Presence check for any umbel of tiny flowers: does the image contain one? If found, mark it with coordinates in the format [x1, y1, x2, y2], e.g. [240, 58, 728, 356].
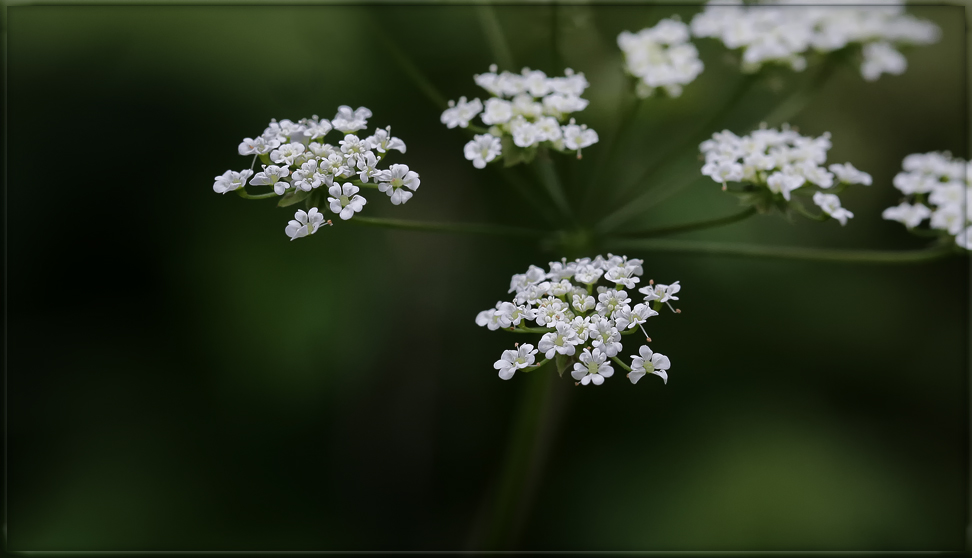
[700, 124, 871, 223]
[441, 65, 599, 168]
[476, 255, 678, 387]
[618, 17, 704, 99]
[690, 0, 940, 80]
[883, 151, 972, 250]
[213, 105, 420, 241]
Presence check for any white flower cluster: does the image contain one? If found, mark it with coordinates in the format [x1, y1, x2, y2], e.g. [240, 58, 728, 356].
[690, 0, 940, 80]
[477, 255, 678, 387]
[213, 106, 420, 241]
[441, 66, 599, 168]
[883, 152, 972, 249]
[700, 125, 871, 225]
[618, 18, 705, 98]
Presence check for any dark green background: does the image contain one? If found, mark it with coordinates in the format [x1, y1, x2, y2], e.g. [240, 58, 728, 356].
[7, 3, 968, 551]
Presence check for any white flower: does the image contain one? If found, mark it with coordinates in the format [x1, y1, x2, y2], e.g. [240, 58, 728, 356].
[481, 98, 513, 125]
[812, 192, 854, 225]
[464, 134, 502, 169]
[538, 322, 581, 359]
[332, 105, 372, 133]
[440, 97, 483, 129]
[213, 169, 254, 194]
[618, 19, 704, 98]
[640, 281, 680, 303]
[930, 205, 964, 235]
[615, 303, 658, 330]
[366, 126, 406, 154]
[572, 294, 596, 313]
[302, 116, 333, 140]
[377, 164, 420, 205]
[627, 345, 671, 384]
[766, 171, 806, 201]
[238, 136, 279, 155]
[562, 120, 599, 152]
[292, 160, 324, 191]
[285, 207, 329, 241]
[494, 343, 538, 380]
[321, 152, 353, 179]
[589, 318, 623, 357]
[571, 348, 614, 386]
[327, 183, 367, 220]
[510, 118, 542, 148]
[339, 134, 370, 165]
[861, 42, 907, 81]
[596, 288, 630, 317]
[573, 264, 603, 285]
[955, 226, 972, 250]
[882, 202, 931, 229]
[250, 166, 291, 195]
[269, 143, 305, 167]
[829, 162, 873, 186]
[356, 151, 381, 183]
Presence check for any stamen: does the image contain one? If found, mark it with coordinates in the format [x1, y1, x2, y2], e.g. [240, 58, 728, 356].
[665, 301, 677, 313]
[649, 279, 654, 286]
[250, 154, 258, 170]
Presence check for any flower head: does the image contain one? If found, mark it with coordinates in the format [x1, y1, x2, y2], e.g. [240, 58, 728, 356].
[628, 345, 671, 385]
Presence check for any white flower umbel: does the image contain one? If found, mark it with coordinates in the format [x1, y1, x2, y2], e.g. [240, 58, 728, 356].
[690, 1, 940, 80]
[884, 151, 971, 249]
[627, 345, 671, 385]
[700, 124, 869, 222]
[216, 106, 421, 239]
[285, 207, 331, 241]
[618, 18, 704, 98]
[444, 65, 599, 167]
[477, 255, 682, 387]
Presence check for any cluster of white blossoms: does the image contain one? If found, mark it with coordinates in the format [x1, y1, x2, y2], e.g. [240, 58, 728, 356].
[441, 66, 600, 168]
[883, 152, 971, 249]
[690, 0, 940, 80]
[618, 18, 705, 98]
[700, 125, 872, 224]
[213, 106, 420, 241]
[477, 256, 678, 387]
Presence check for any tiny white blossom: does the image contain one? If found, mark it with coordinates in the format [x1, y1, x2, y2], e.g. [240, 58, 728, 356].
[571, 348, 614, 386]
[250, 165, 291, 194]
[882, 202, 931, 229]
[813, 192, 854, 225]
[627, 345, 671, 385]
[464, 134, 502, 169]
[213, 169, 254, 194]
[440, 97, 483, 129]
[494, 343, 538, 380]
[366, 126, 406, 154]
[332, 106, 372, 133]
[377, 164, 420, 206]
[538, 322, 581, 359]
[269, 143, 305, 167]
[327, 183, 367, 220]
[239, 136, 279, 155]
[829, 162, 873, 186]
[285, 207, 329, 241]
[292, 160, 324, 191]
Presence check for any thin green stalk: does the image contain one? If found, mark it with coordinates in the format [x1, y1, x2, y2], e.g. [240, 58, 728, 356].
[606, 238, 958, 264]
[379, 31, 449, 110]
[476, 4, 515, 70]
[617, 207, 757, 239]
[236, 189, 277, 200]
[532, 151, 574, 222]
[596, 56, 843, 236]
[611, 356, 632, 373]
[522, 358, 551, 373]
[349, 216, 545, 238]
[507, 326, 555, 334]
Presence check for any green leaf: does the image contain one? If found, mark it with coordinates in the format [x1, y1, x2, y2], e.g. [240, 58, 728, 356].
[501, 135, 537, 167]
[555, 353, 570, 378]
[277, 189, 310, 208]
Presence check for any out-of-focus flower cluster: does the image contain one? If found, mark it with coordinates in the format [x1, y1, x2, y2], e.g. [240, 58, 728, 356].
[618, 18, 704, 98]
[477, 256, 678, 387]
[690, 0, 940, 80]
[441, 66, 599, 169]
[883, 152, 971, 249]
[700, 124, 872, 224]
[213, 106, 420, 241]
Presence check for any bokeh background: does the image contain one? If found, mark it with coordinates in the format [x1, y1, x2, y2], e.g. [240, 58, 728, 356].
[7, 2, 969, 552]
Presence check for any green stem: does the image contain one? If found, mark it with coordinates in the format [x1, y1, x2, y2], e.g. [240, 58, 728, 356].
[617, 207, 757, 238]
[378, 29, 449, 110]
[236, 189, 278, 200]
[508, 326, 555, 334]
[476, 4, 515, 70]
[349, 180, 381, 189]
[606, 238, 958, 264]
[522, 358, 551, 373]
[596, 55, 843, 236]
[348, 215, 545, 238]
[611, 356, 632, 373]
[532, 151, 574, 222]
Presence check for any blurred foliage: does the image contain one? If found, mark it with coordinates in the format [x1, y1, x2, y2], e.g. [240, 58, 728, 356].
[6, 2, 968, 551]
